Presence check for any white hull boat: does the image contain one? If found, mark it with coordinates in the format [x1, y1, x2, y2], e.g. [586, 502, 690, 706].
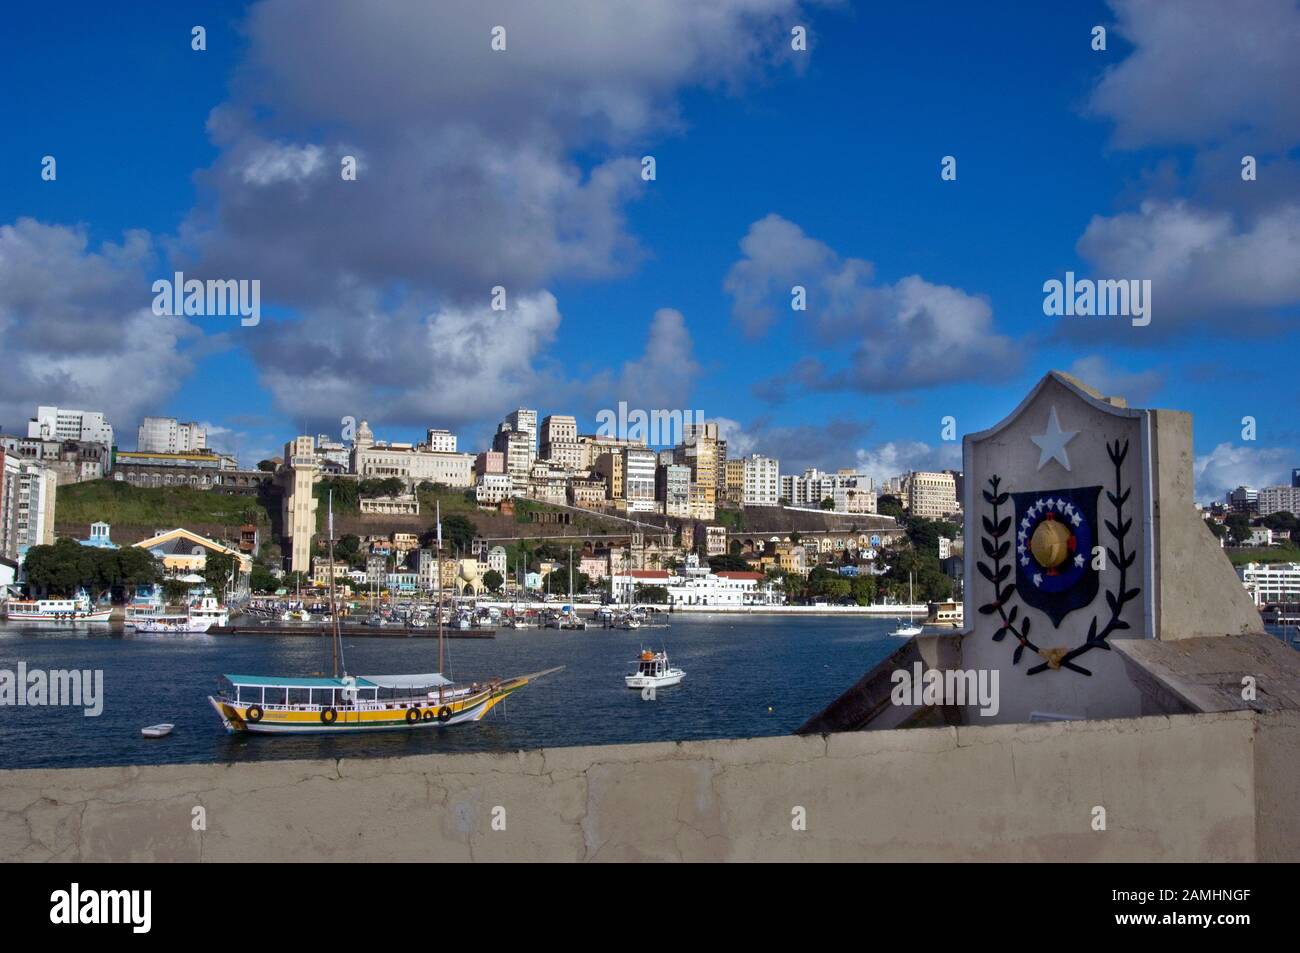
[625, 650, 685, 690]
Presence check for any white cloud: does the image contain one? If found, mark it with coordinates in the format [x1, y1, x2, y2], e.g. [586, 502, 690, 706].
[0, 220, 201, 431]
[726, 214, 1020, 393]
[854, 440, 961, 487]
[1065, 356, 1164, 405]
[1089, 0, 1300, 150]
[1194, 442, 1297, 504]
[1070, 200, 1300, 337]
[169, 0, 825, 426]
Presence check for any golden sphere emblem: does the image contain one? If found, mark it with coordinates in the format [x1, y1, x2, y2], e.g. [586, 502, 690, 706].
[1029, 518, 1071, 569]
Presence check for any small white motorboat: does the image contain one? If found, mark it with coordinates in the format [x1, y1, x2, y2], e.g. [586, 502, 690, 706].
[141, 723, 174, 738]
[625, 650, 685, 690]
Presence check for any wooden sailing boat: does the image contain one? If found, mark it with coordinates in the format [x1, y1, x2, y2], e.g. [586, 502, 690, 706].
[208, 494, 561, 734]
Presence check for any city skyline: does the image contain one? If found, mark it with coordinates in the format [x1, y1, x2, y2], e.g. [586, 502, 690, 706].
[2, 1, 1298, 502]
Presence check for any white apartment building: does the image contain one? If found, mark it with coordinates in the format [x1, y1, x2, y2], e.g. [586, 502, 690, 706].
[742, 453, 780, 506]
[1238, 562, 1300, 606]
[0, 454, 57, 559]
[27, 405, 113, 447]
[314, 435, 351, 471]
[354, 444, 475, 487]
[424, 429, 457, 453]
[137, 416, 206, 454]
[780, 468, 876, 512]
[476, 473, 513, 506]
[503, 409, 538, 457]
[904, 470, 959, 520]
[1259, 485, 1300, 517]
[493, 429, 534, 489]
[625, 448, 657, 505]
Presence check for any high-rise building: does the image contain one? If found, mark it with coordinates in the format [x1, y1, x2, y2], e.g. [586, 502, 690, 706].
[904, 471, 958, 520]
[1259, 485, 1300, 517]
[1292, 468, 1300, 489]
[492, 429, 534, 490]
[1, 451, 57, 559]
[503, 409, 537, 458]
[679, 422, 719, 509]
[656, 463, 691, 518]
[27, 405, 113, 447]
[137, 416, 206, 454]
[1227, 485, 1259, 515]
[742, 454, 780, 506]
[539, 415, 582, 470]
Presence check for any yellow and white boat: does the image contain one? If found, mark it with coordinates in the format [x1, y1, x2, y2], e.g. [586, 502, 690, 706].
[208, 669, 559, 734]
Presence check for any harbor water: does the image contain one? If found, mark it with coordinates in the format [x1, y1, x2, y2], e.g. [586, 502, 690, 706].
[3, 616, 1295, 771]
[0, 614, 901, 770]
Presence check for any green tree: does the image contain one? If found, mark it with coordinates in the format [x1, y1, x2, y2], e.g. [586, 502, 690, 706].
[22, 539, 95, 596]
[203, 552, 238, 596]
[1225, 514, 1253, 546]
[850, 574, 877, 606]
[482, 569, 504, 592]
[250, 563, 279, 593]
[257, 459, 278, 472]
[116, 546, 161, 588]
[708, 553, 750, 572]
[819, 497, 835, 510]
[635, 584, 669, 604]
[877, 494, 906, 520]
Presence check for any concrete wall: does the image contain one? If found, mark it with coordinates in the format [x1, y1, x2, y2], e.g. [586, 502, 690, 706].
[3, 709, 1296, 862]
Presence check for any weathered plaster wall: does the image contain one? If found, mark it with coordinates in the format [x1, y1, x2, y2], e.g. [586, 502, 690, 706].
[2, 710, 1295, 862]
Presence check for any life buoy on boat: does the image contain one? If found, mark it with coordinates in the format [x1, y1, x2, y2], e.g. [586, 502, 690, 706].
[405, 708, 421, 724]
[321, 707, 338, 724]
[422, 709, 434, 721]
[245, 705, 264, 723]
[641, 651, 654, 661]
[438, 706, 452, 723]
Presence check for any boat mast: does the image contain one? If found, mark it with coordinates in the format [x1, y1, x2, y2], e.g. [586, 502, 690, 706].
[436, 500, 444, 704]
[328, 489, 344, 678]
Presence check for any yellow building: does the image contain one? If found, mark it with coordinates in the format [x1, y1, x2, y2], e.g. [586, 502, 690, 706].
[133, 528, 252, 576]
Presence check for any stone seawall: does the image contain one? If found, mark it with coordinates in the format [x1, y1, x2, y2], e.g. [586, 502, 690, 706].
[3, 709, 1296, 862]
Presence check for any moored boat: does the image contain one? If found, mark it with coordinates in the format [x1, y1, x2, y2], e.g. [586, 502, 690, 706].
[3, 594, 111, 624]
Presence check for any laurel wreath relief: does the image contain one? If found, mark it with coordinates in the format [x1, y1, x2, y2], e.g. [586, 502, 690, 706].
[977, 438, 1140, 677]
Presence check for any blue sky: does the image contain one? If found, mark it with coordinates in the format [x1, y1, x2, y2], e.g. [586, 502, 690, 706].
[1, 0, 1297, 501]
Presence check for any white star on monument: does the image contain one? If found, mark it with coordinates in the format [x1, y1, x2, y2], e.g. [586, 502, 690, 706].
[1074, 554, 1085, 568]
[1030, 405, 1078, 472]
[1033, 573, 1043, 587]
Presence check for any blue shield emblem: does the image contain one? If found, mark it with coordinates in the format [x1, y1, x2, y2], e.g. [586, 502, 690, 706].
[1011, 486, 1102, 628]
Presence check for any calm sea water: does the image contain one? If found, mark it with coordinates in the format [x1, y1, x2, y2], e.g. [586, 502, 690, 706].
[0, 614, 902, 770]
[4, 617, 1295, 771]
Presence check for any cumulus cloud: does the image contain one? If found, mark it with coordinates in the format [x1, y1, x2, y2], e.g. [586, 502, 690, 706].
[853, 440, 961, 488]
[0, 220, 201, 432]
[726, 214, 1020, 394]
[1064, 356, 1165, 405]
[1065, 200, 1300, 339]
[711, 416, 872, 473]
[1089, 0, 1300, 150]
[248, 290, 564, 432]
[166, 0, 822, 426]
[1194, 442, 1297, 504]
[584, 308, 702, 413]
